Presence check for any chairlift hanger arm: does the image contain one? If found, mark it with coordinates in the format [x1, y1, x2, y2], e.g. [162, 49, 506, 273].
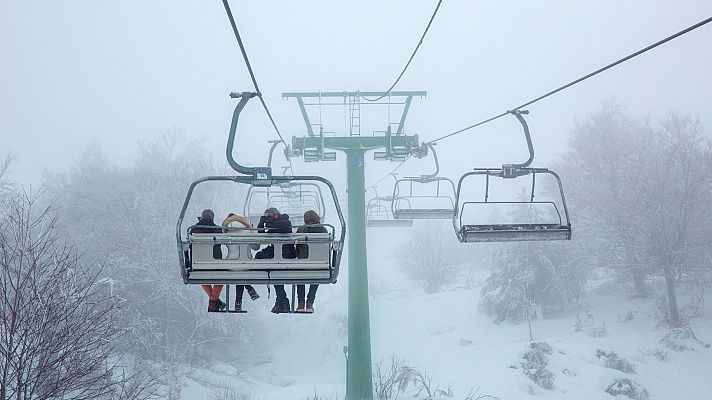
[226, 92, 271, 178]
[409, 142, 440, 180]
[267, 139, 284, 169]
[507, 109, 534, 169]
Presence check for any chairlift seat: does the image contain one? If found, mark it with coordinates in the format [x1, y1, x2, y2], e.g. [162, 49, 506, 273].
[393, 208, 454, 220]
[186, 231, 337, 284]
[366, 219, 413, 228]
[459, 223, 572, 242]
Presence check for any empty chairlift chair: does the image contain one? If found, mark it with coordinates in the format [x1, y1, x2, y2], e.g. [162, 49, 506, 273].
[452, 110, 572, 243]
[390, 144, 456, 220]
[366, 186, 413, 228]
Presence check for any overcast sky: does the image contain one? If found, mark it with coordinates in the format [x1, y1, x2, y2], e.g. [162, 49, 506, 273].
[2, 0, 712, 189]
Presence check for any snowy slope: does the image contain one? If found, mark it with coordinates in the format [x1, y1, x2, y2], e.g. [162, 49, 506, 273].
[179, 229, 712, 400]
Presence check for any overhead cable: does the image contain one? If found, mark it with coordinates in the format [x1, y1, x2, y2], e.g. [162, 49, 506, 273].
[427, 15, 712, 144]
[362, 0, 444, 102]
[368, 155, 412, 188]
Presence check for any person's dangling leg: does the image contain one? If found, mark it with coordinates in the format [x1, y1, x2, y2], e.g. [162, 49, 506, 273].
[246, 285, 259, 300]
[306, 284, 318, 313]
[296, 285, 306, 312]
[271, 285, 290, 313]
[202, 285, 220, 312]
[212, 285, 226, 311]
[235, 285, 245, 311]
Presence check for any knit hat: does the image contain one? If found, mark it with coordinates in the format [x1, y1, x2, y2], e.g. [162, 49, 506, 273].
[201, 209, 215, 221]
[264, 207, 280, 215]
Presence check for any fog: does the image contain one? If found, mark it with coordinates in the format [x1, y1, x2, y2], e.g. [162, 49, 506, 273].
[2, 1, 712, 399]
[2, 0, 712, 186]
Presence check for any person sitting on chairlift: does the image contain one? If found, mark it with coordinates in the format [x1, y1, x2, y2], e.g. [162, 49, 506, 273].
[190, 209, 226, 312]
[222, 213, 260, 312]
[254, 207, 296, 313]
[295, 210, 327, 313]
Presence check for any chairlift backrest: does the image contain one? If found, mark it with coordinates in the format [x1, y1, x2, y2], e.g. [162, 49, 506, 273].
[366, 196, 413, 228]
[391, 176, 456, 220]
[243, 182, 327, 226]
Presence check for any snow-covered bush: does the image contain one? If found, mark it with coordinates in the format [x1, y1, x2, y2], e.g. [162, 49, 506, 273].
[660, 326, 711, 352]
[652, 349, 669, 362]
[574, 310, 606, 337]
[519, 342, 555, 390]
[605, 378, 648, 400]
[595, 350, 635, 373]
[373, 356, 413, 400]
[210, 387, 254, 400]
[301, 391, 338, 400]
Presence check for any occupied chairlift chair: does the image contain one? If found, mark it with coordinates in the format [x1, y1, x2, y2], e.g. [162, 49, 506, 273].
[453, 110, 572, 242]
[176, 93, 346, 312]
[391, 143, 457, 220]
[366, 185, 413, 228]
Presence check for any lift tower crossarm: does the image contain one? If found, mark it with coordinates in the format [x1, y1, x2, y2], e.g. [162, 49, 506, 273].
[283, 91, 427, 142]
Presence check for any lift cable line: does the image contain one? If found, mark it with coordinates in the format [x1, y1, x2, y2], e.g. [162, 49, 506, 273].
[221, 0, 294, 171]
[361, 0, 444, 102]
[427, 14, 712, 145]
[368, 155, 412, 188]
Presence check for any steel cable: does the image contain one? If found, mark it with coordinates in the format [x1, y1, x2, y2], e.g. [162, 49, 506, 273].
[362, 0, 444, 102]
[427, 15, 712, 145]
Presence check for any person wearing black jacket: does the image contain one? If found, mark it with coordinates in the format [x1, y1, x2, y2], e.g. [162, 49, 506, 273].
[295, 210, 327, 313]
[190, 209, 227, 312]
[254, 207, 296, 313]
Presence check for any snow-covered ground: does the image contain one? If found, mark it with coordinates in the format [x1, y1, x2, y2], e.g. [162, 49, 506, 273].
[179, 229, 712, 400]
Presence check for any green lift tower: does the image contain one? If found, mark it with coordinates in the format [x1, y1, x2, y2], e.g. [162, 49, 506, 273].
[285, 91, 425, 400]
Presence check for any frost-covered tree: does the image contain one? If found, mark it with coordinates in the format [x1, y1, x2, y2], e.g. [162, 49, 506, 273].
[559, 103, 712, 327]
[397, 222, 470, 293]
[43, 133, 254, 391]
[0, 190, 156, 400]
[0, 152, 14, 207]
[479, 199, 586, 323]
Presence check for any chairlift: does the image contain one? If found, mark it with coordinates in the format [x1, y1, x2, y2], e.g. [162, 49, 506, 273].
[366, 186, 413, 228]
[391, 143, 457, 220]
[453, 110, 572, 242]
[177, 92, 346, 290]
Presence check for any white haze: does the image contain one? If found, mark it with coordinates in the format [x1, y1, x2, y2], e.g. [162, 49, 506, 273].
[2, 0, 712, 186]
[2, 1, 712, 399]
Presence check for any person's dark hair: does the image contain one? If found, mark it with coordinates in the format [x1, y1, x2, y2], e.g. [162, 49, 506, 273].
[201, 209, 214, 221]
